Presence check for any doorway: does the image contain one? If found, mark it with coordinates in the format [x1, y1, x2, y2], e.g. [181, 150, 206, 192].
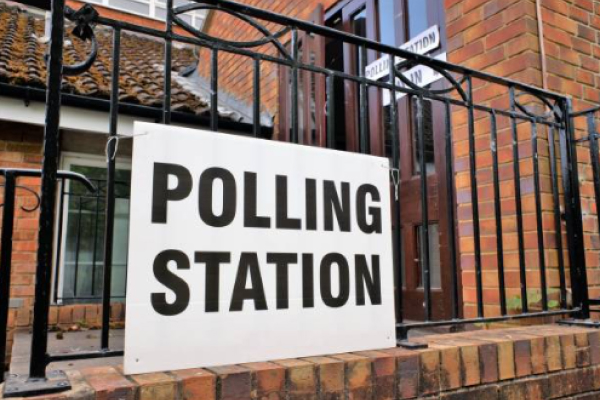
[323, 0, 458, 321]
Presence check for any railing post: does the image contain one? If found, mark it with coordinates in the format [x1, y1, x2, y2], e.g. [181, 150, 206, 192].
[101, 28, 121, 351]
[29, 0, 66, 380]
[0, 173, 16, 381]
[562, 99, 590, 319]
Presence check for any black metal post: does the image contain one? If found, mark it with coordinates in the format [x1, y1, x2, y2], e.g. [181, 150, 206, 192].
[490, 111, 507, 316]
[445, 100, 460, 320]
[290, 28, 299, 144]
[416, 95, 432, 321]
[587, 112, 600, 245]
[253, 57, 261, 138]
[326, 74, 335, 149]
[0, 173, 16, 381]
[211, 48, 219, 132]
[562, 99, 590, 319]
[530, 119, 548, 310]
[548, 126, 567, 309]
[389, 66, 403, 328]
[509, 87, 528, 313]
[358, 45, 368, 154]
[101, 28, 121, 350]
[163, 0, 173, 125]
[467, 77, 483, 318]
[29, 0, 66, 380]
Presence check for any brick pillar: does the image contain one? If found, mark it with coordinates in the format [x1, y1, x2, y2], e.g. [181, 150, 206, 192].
[540, 0, 600, 310]
[446, 0, 559, 318]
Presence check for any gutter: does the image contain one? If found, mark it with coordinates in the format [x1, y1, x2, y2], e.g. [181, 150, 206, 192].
[0, 83, 272, 138]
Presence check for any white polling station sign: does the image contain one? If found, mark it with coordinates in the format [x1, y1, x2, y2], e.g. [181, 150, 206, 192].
[124, 122, 396, 374]
[365, 25, 441, 81]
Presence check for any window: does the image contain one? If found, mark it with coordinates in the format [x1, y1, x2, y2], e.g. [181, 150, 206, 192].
[376, 0, 442, 175]
[83, 0, 208, 30]
[54, 154, 131, 304]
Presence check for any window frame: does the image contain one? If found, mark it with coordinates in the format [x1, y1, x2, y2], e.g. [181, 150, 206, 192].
[83, 0, 208, 30]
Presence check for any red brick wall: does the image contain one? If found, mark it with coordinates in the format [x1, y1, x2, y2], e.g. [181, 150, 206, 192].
[0, 122, 44, 327]
[447, 0, 600, 318]
[197, 0, 338, 139]
[14, 325, 600, 400]
[539, 0, 600, 305]
[0, 122, 125, 331]
[448, 0, 560, 319]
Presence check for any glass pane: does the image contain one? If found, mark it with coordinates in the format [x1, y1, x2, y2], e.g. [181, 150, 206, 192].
[61, 163, 130, 303]
[352, 8, 367, 37]
[417, 224, 441, 289]
[378, 0, 404, 46]
[407, 0, 428, 39]
[155, 6, 166, 20]
[108, 0, 150, 15]
[412, 97, 435, 175]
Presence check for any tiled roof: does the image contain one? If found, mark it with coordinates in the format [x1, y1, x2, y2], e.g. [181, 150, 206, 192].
[0, 1, 254, 122]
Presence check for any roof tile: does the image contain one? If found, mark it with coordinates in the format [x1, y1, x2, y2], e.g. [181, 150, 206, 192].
[0, 1, 243, 122]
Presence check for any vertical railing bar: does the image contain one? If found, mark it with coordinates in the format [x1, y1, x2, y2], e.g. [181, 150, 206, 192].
[162, 0, 173, 125]
[29, 0, 66, 379]
[561, 99, 589, 318]
[509, 87, 528, 313]
[389, 63, 404, 328]
[490, 110, 507, 315]
[531, 118, 548, 310]
[290, 28, 299, 144]
[53, 178, 66, 304]
[326, 73, 335, 149]
[210, 48, 219, 132]
[90, 195, 100, 297]
[587, 113, 600, 250]
[302, 42, 312, 145]
[467, 76, 484, 318]
[445, 99, 460, 320]
[548, 125, 567, 309]
[358, 44, 368, 154]
[72, 198, 84, 299]
[253, 57, 261, 138]
[0, 173, 16, 381]
[416, 94, 432, 321]
[101, 27, 121, 351]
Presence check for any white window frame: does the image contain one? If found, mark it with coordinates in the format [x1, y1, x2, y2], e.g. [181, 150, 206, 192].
[52, 152, 132, 305]
[84, 0, 208, 30]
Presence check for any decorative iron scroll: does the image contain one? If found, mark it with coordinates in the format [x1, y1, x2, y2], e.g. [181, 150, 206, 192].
[172, 2, 292, 60]
[0, 185, 41, 212]
[392, 59, 469, 102]
[513, 89, 563, 122]
[45, 4, 99, 77]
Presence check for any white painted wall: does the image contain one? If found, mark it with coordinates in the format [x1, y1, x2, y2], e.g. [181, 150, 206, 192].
[0, 96, 151, 136]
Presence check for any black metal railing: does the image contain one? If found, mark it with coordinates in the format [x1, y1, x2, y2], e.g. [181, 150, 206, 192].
[568, 106, 600, 317]
[0, 169, 97, 393]
[0, 0, 596, 395]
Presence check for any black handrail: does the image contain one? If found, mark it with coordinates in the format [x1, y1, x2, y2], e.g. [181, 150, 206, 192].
[0, 169, 96, 383]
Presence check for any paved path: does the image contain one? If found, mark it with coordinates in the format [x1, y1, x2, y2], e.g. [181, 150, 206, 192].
[10, 330, 124, 375]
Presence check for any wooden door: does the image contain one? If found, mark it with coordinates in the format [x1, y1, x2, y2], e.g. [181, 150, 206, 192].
[325, 0, 457, 321]
[279, 6, 327, 147]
